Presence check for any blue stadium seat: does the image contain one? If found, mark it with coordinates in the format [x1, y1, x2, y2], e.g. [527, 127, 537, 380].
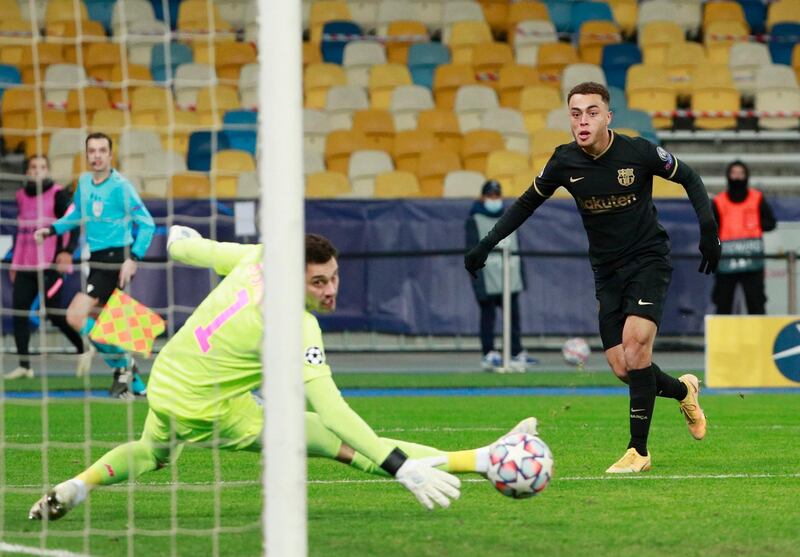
[608, 86, 627, 112]
[151, 42, 193, 83]
[738, 0, 767, 35]
[769, 23, 800, 65]
[187, 131, 231, 171]
[222, 110, 258, 156]
[602, 43, 642, 90]
[545, 1, 573, 33]
[320, 21, 363, 65]
[85, 0, 116, 33]
[613, 108, 659, 145]
[150, 0, 181, 29]
[0, 64, 21, 103]
[570, 2, 614, 34]
[408, 43, 451, 90]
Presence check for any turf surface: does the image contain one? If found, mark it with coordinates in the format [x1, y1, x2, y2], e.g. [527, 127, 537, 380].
[1, 372, 798, 557]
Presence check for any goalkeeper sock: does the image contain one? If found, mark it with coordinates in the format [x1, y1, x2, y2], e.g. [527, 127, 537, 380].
[77, 440, 161, 487]
[627, 365, 656, 457]
[652, 362, 689, 400]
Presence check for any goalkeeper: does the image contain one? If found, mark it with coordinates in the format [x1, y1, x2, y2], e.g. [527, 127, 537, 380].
[31, 229, 537, 519]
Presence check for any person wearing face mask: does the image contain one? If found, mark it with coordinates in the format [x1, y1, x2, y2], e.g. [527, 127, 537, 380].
[5, 155, 85, 380]
[711, 160, 776, 314]
[465, 180, 533, 372]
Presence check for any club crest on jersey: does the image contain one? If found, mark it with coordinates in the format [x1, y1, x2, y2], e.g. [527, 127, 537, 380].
[92, 200, 104, 217]
[617, 168, 635, 187]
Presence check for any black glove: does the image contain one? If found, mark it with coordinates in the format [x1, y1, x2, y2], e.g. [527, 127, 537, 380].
[698, 221, 721, 274]
[464, 241, 492, 279]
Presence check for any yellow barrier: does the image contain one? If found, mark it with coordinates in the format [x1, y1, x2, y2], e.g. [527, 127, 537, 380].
[705, 315, 800, 388]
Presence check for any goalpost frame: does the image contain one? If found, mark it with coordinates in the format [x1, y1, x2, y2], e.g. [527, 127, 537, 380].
[260, 0, 307, 555]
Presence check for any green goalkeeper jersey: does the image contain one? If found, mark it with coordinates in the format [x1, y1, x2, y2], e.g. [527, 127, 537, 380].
[147, 238, 331, 420]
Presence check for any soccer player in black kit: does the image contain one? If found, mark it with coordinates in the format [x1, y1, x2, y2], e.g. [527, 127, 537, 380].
[465, 82, 722, 473]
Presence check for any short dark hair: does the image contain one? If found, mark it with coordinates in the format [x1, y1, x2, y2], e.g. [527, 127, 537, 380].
[726, 159, 749, 180]
[25, 154, 50, 171]
[306, 233, 338, 265]
[567, 82, 611, 106]
[85, 132, 113, 151]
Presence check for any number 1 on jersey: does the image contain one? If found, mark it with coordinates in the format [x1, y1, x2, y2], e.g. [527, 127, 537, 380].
[194, 288, 250, 353]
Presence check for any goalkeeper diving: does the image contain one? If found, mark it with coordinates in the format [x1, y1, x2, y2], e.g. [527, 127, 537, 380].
[30, 228, 539, 519]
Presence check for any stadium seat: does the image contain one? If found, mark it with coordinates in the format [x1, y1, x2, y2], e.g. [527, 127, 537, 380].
[235, 170, 258, 198]
[140, 150, 186, 197]
[177, 0, 235, 41]
[519, 84, 563, 134]
[755, 64, 799, 92]
[45, 19, 106, 65]
[239, 63, 258, 109]
[608, 85, 627, 112]
[160, 111, 204, 156]
[123, 21, 170, 68]
[320, 20, 362, 65]
[416, 108, 463, 151]
[111, 0, 160, 35]
[118, 129, 162, 172]
[665, 41, 708, 99]
[408, 0, 443, 32]
[417, 147, 462, 196]
[149, 0, 181, 30]
[212, 149, 256, 197]
[794, 43, 800, 83]
[22, 109, 68, 158]
[306, 170, 351, 198]
[90, 108, 130, 142]
[304, 108, 330, 155]
[433, 63, 477, 108]
[384, 20, 428, 64]
[48, 128, 85, 183]
[536, 42, 580, 80]
[602, 43, 642, 91]
[478, 0, 508, 36]
[506, 2, 550, 38]
[368, 63, 413, 109]
[325, 84, 369, 129]
[756, 87, 800, 129]
[672, 0, 702, 36]
[738, 0, 767, 35]
[324, 129, 370, 173]
[304, 63, 347, 109]
[612, 108, 658, 144]
[705, 20, 750, 64]
[374, 170, 422, 198]
[348, 149, 394, 196]
[446, 21, 493, 64]
[392, 129, 437, 173]
[342, 40, 386, 88]
[44, 63, 88, 108]
[81, 42, 122, 83]
[0, 63, 21, 102]
[485, 149, 529, 191]
[173, 63, 217, 109]
[607, 0, 637, 38]
[691, 86, 740, 130]
[344, 0, 378, 32]
[768, 23, 800, 65]
[209, 41, 257, 82]
[0, 0, 21, 20]
[497, 64, 540, 108]
[0, 19, 34, 51]
[570, 1, 614, 33]
[454, 84, 499, 132]
[513, 20, 557, 66]
[389, 84, 435, 130]
[303, 41, 322, 68]
[639, 21, 685, 66]
[442, 1, 487, 40]
[530, 127, 572, 160]
[767, 0, 800, 31]
[544, 0, 573, 33]
[45, 0, 89, 24]
[729, 42, 771, 99]
[130, 86, 173, 118]
[692, 64, 735, 90]
[407, 42, 451, 90]
[187, 131, 231, 171]
[107, 63, 154, 106]
[151, 42, 193, 83]
[310, 0, 353, 39]
[215, 0, 251, 31]
[221, 111, 257, 155]
[561, 64, 607, 99]
[460, 129, 505, 174]
[11, 43, 65, 84]
[578, 20, 622, 66]
[471, 42, 514, 80]
[480, 107, 529, 153]
[703, 1, 747, 34]
[168, 172, 212, 198]
[352, 108, 395, 151]
[545, 107, 571, 132]
[613, 127, 639, 137]
[443, 169, 486, 197]
[376, 0, 421, 35]
[626, 63, 676, 128]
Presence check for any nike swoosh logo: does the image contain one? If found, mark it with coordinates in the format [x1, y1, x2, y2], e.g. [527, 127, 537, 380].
[569, 176, 584, 183]
[637, 299, 654, 306]
[631, 408, 646, 412]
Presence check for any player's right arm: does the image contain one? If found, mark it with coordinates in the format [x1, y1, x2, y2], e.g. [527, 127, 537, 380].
[464, 152, 561, 277]
[167, 226, 260, 275]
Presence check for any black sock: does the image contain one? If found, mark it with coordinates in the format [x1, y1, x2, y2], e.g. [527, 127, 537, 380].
[627, 365, 656, 456]
[652, 363, 688, 401]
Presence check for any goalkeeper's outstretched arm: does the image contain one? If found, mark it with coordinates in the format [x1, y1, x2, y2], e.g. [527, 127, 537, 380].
[167, 225, 260, 275]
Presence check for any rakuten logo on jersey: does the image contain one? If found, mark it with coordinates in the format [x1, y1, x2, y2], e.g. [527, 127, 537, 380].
[578, 193, 637, 213]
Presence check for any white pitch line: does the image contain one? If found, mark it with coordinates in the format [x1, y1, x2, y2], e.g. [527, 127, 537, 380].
[0, 542, 90, 557]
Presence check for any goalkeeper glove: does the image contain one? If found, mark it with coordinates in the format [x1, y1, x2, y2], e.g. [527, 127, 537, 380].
[698, 220, 721, 274]
[382, 449, 461, 510]
[167, 225, 202, 249]
[464, 240, 493, 279]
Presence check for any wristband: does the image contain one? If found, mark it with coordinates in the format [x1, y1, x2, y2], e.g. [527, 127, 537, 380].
[379, 447, 409, 477]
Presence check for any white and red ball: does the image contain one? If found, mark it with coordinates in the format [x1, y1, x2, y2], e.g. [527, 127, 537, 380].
[562, 337, 591, 366]
[486, 433, 554, 499]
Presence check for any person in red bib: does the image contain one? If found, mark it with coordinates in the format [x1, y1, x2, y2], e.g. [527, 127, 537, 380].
[711, 160, 776, 314]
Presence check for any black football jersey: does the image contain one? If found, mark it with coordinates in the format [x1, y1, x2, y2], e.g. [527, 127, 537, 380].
[532, 131, 680, 271]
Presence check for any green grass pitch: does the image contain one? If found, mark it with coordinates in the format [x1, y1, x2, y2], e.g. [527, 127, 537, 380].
[1, 372, 799, 557]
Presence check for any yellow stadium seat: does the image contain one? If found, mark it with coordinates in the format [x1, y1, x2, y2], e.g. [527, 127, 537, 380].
[177, 0, 235, 40]
[506, 1, 550, 38]
[82, 42, 123, 82]
[691, 64, 735, 90]
[131, 86, 174, 118]
[352, 109, 396, 151]
[486, 149, 529, 191]
[45, 0, 88, 24]
[691, 87, 740, 129]
[65, 87, 110, 127]
[607, 0, 638, 38]
[652, 176, 687, 198]
[303, 41, 322, 67]
[639, 21, 684, 66]
[416, 108, 463, 152]
[212, 41, 257, 82]
[461, 129, 505, 174]
[45, 19, 105, 64]
[536, 42, 580, 80]
[767, 0, 800, 31]
[519, 85, 563, 134]
[392, 129, 437, 173]
[306, 171, 351, 198]
[579, 20, 622, 65]
[324, 129, 370, 174]
[433, 63, 477, 108]
[374, 171, 422, 198]
[530, 128, 572, 159]
[448, 21, 493, 64]
[626, 63, 671, 93]
[24, 109, 69, 157]
[108, 64, 154, 106]
[90, 108, 130, 143]
[10, 43, 64, 84]
[309, 1, 352, 43]
[497, 64, 541, 108]
[385, 21, 429, 64]
[0, 19, 34, 48]
[158, 110, 203, 155]
[665, 41, 708, 99]
[628, 89, 676, 129]
[794, 43, 800, 83]
[1, 88, 42, 150]
[506, 168, 537, 197]
[702, 1, 747, 34]
[304, 63, 347, 109]
[471, 42, 514, 86]
[417, 148, 462, 197]
[168, 172, 212, 198]
[0, 0, 21, 20]
[612, 127, 640, 137]
[479, 0, 509, 36]
[195, 85, 241, 127]
[211, 149, 256, 197]
[704, 20, 750, 64]
[369, 63, 413, 109]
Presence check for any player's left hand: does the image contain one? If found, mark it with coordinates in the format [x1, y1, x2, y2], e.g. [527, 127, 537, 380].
[395, 456, 461, 510]
[698, 223, 721, 274]
[119, 258, 137, 288]
[464, 243, 491, 279]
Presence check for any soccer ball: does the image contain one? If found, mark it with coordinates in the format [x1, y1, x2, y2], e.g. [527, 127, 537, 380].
[562, 337, 591, 366]
[486, 433, 554, 499]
